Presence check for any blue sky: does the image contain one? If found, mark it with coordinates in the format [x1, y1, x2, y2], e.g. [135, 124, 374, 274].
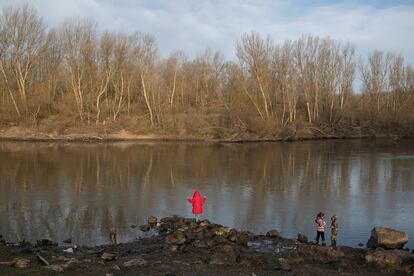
[1, 0, 413, 64]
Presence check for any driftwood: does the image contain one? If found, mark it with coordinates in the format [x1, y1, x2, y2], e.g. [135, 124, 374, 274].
[0, 261, 14, 265]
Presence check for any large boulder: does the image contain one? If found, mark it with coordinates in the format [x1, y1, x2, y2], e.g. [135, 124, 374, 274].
[367, 227, 408, 249]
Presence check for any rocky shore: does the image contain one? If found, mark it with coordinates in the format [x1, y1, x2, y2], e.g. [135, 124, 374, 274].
[0, 216, 413, 275]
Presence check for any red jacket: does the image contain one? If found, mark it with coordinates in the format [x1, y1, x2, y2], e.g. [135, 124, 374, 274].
[187, 191, 206, 214]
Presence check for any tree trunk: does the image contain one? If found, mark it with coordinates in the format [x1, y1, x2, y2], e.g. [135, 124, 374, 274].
[141, 73, 154, 127]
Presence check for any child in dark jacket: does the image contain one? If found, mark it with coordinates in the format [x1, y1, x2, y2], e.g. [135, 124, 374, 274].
[187, 190, 206, 222]
[315, 212, 326, 246]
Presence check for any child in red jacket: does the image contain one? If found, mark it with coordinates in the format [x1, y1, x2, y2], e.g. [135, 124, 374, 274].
[187, 190, 206, 222]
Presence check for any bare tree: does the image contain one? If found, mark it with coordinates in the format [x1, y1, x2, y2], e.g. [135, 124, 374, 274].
[237, 32, 273, 121]
[0, 4, 47, 116]
[130, 33, 158, 127]
[61, 19, 96, 121]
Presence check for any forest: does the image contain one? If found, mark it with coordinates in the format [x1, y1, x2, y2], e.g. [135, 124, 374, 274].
[1, 4, 413, 140]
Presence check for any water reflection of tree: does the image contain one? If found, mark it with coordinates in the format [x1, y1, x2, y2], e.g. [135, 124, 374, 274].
[0, 140, 413, 245]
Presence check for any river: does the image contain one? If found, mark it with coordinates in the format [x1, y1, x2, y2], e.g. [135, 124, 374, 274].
[0, 139, 413, 248]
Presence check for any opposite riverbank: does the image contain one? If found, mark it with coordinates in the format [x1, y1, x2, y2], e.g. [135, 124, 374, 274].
[0, 216, 413, 275]
[0, 125, 412, 143]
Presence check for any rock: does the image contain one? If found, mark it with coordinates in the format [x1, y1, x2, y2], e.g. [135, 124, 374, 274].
[235, 231, 254, 246]
[160, 217, 174, 224]
[206, 239, 216, 248]
[239, 255, 267, 266]
[209, 245, 238, 265]
[188, 221, 198, 229]
[55, 256, 70, 262]
[213, 235, 228, 244]
[18, 246, 33, 254]
[193, 240, 209, 248]
[64, 257, 80, 267]
[36, 239, 58, 247]
[63, 238, 72, 244]
[171, 215, 186, 226]
[367, 227, 408, 249]
[167, 244, 179, 252]
[365, 248, 414, 266]
[101, 252, 116, 261]
[105, 274, 113, 276]
[165, 231, 186, 245]
[130, 224, 137, 228]
[203, 230, 214, 239]
[36, 254, 50, 266]
[184, 230, 195, 241]
[112, 264, 121, 270]
[228, 234, 238, 243]
[148, 216, 158, 227]
[123, 258, 148, 267]
[63, 248, 74, 254]
[86, 249, 104, 255]
[273, 263, 292, 271]
[139, 224, 151, 232]
[214, 227, 231, 237]
[297, 234, 308, 243]
[194, 230, 205, 240]
[199, 220, 211, 227]
[13, 258, 30, 268]
[266, 230, 282, 239]
[45, 264, 64, 272]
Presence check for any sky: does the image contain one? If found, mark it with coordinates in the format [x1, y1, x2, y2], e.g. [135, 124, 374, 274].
[1, 0, 414, 64]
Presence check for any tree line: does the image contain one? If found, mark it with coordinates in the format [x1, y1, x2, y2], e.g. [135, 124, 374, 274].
[1, 4, 413, 138]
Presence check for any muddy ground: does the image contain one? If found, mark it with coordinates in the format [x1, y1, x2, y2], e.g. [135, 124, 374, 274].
[0, 216, 413, 275]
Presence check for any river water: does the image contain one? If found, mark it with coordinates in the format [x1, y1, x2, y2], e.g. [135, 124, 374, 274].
[0, 140, 413, 248]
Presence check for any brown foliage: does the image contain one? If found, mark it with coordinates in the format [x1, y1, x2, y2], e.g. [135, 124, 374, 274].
[0, 4, 413, 138]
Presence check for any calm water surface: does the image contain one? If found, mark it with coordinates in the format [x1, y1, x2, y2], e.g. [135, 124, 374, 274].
[0, 140, 413, 247]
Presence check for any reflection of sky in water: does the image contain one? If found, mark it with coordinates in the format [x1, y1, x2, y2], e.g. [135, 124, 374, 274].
[0, 140, 413, 248]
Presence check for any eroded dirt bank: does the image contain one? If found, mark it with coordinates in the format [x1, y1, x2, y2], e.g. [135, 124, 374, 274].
[1, 125, 412, 143]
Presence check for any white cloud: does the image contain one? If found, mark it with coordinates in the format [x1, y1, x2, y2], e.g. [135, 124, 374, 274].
[1, 0, 414, 64]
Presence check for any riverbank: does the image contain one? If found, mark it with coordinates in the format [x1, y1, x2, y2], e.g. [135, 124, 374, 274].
[0, 125, 411, 143]
[0, 216, 413, 275]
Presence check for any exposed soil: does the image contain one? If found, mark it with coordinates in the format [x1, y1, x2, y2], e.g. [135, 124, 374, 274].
[0, 125, 410, 143]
